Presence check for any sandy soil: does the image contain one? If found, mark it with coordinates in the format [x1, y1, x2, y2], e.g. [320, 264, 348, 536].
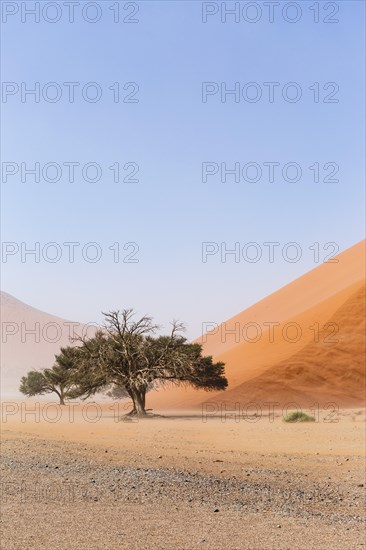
[1, 405, 365, 549]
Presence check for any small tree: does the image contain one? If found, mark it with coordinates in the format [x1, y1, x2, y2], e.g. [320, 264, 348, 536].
[20, 347, 79, 405]
[20, 370, 49, 398]
[72, 310, 228, 416]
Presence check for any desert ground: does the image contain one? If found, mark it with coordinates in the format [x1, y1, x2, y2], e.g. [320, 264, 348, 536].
[1, 403, 365, 549]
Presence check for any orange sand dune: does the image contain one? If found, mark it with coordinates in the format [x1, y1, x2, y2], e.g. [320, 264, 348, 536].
[206, 283, 365, 409]
[198, 240, 365, 357]
[149, 240, 365, 410]
[208, 280, 364, 389]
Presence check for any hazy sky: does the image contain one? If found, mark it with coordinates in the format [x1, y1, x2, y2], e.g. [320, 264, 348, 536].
[1, 0, 365, 338]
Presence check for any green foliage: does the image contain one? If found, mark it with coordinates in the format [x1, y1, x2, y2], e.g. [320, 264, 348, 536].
[283, 411, 316, 422]
[71, 310, 228, 415]
[20, 309, 228, 415]
[105, 385, 130, 400]
[20, 370, 48, 396]
[20, 347, 81, 404]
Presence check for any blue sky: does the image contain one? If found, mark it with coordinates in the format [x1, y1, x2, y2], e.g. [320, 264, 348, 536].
[1, 1, 365, 338]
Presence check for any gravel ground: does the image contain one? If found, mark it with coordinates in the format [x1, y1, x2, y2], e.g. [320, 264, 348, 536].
[1, 434, 365, 549]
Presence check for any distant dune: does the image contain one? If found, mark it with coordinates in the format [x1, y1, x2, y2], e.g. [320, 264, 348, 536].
[1, 240, 365, 407]
[0, 293, 90, 398]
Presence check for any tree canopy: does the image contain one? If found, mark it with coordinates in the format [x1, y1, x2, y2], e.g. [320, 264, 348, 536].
[72, 310, 227, 416]
[20, 347, 80, 405]
[20, 310, 228, 416]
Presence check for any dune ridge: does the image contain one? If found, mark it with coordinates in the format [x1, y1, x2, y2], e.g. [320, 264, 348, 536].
[0, 292, 87, 398]
[205, 283, 365, 408]
[148, 240, 365, 410]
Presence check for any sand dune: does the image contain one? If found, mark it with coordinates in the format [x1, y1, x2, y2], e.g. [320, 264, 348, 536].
[206, 283, 365, 409]
[198, 240, 365, 357]
[149, 240, 365, 410]
[0, 292, 89, 398]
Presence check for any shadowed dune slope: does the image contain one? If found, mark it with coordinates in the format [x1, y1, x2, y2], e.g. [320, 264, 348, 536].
[197, 240, 365, 357]
[205, 283, 365, 408]
[149, 240, 365, 410]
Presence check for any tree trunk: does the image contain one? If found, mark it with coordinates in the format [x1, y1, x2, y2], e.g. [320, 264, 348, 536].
[54, 388, 66, 405]
[141, 390, 146, 409]
[130, 388, 147, 417]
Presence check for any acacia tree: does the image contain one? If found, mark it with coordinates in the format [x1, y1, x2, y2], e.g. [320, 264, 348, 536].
[19, 347, 80, 405]
[73, 310, 227, 416]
